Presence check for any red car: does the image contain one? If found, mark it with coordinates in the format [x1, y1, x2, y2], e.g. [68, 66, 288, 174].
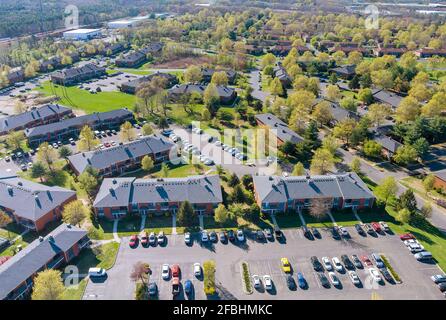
[129, 235, 138, 247]
[171, 264, 181, 278]
[140, 232, 148, 246]
[371, 222, 382, 233]
[361, 255, 373, 267]
[399, 233, 415, 241]
[104, 142, 111, 148]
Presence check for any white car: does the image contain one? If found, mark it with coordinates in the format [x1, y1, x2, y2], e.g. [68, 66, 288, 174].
[193, 263, 201, 277]
[328, 272, 340, 286]
[332, 257, 344, 272]
[201, 230, 209, 242]
[88, 267, 106, 278]
[322, 257, 333, 271]
[263, 275, 273, 290]
[369, 268, 382, 282]
[379, 221, 389, 231]
[184, 232, 191, 244]
[339, 226, 349, 237]
[215, 141, 222, 146]
[252, 274, 261, 288]
[157, 231, 165, 245]
[236, 230, 245, 242]
[407, 242, 425, 253]
[161, 264, 170, 280]
[348, 271, 361, 285]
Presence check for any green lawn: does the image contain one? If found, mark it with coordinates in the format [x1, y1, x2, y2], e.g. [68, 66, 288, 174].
[61, 242, 120, 300]
[274, 212, 303, 229]
[37, 81, 136, 114]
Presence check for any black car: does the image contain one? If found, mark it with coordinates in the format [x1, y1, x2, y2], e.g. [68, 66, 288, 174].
[286, 275, 296, 290]
[264, 228, 273, 240]
[311, 256, 323, 271]
[219, 231, 227, 243]
[274, 227, 283, 239]
[310, 227, 321, 239]
[227, 230, 236, 242]
[341, 254, 355, 270]
[256, 230, 265, 242]
[209, 231, 218, 242]
[351, 255, 363, 269]
[317, 272, 330, 288]
[355, 224, 366, 236]
[331, 226, 340, 240]
[439, 282, 446, 292]
[302, 226, 313, 239]
[380, 268, 394, 283]
[148, 282, 158, 296]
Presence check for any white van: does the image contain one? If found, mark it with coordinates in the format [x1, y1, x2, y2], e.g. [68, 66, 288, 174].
[88, 268, 106, 278]
[414, 251, 432, 261]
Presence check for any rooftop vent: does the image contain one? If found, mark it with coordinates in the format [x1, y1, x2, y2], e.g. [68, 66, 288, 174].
[39, 236, 44, 242]
[112, 179, 117, 184]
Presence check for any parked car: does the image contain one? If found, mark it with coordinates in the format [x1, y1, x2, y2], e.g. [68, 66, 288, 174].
[265, 228, 273, 240]
[310, 227, 321, 239]
[193, 263, 201, 277]
[331, 226, 340, 240]
[341, 254, 355, 270]
[355, 224, 365, 236]
[311, 256, 323, 271]
[274, 226, 283, 240]
[148, 282, 158, 296]
[369, 268, 382, 283]
[380, 268, 394, 283]
[302, 225, 312, 239]
[371, 222, 382, 233]
[201, 230, 209, 242]
[171, 264, 180, 278]
[371, 253, 385, 268]
[281, 258, 291, 273]
[161, 264, 170, 280]
[414, 251, 432, 261]
[400, 233, 415, 241]
[431, 275, 446, 284]
[236, 229, 245, 242]
[328, 272, 340, 286]
[286, 275, 296, 290]
[184, 279, 193, 295]
[438, 282, 446, 292]
[348, 271, 361, 286]
[263, 275, 273, 291]
[88, 268, 106, 278]
[332, 257, 344, 272]
[297, 272, 306, 289]
[140, 232, 148, 246]
[129, 235, 138, 247]
[209, 231, 218, 242]
[184, 232, 192, 245]
[338, 226, 349, 238]
[379, 221, 390, 232]
[351, 255, 363, 269]
[322, 257, 333, 271]
[364, 223, 375, 235]
[227, 230, 235, 242]
[172, 277, 181, 296]
[361, 255, 373, 267]
[317, 272, 330, 288]
[219, 231, 227, 243]
[148, 232, 156, 245]
[157, 231, 165, 245]
[252, 274, 261, 289]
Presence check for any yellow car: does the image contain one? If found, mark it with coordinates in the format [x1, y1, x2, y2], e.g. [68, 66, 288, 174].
[281, 258, 291, 273]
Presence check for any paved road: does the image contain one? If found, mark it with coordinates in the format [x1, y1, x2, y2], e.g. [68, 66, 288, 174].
[248, 68, 269, 102]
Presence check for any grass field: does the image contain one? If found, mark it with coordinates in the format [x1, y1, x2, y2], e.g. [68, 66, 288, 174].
[37, 81, 136, 114]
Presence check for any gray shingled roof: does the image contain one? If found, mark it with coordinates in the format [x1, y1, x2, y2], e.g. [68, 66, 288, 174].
[51, 63, 105, 81]
[373, 134, 402, 153]
[434, 169, 446, 182]
[255, 113, 304, 144]
[93, 175, 222, 208]
[253, 173, 374, 203]
[0, 104, 71, 134]
[372, 89, 403, 108]
[121, 72, 178, 92]
[68, 135, 174, 174]
[168, 83, 236, 99]
[25, 109, 133, 138]
[0, 176, 76, 223]
[330, 64, 356, 76]
[0, 223, 87, 300]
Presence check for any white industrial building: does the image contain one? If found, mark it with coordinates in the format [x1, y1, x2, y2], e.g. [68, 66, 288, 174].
[63, 29, 102, 41]
[108, 20, 139, 29]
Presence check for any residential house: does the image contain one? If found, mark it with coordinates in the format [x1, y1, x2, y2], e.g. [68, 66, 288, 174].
[273, 63, 292, 88]
[25, 108, 134, 146]
[372, 88, 403, 110]
[0, 104, 73, 136]
[167, 83, 237, 105]
[120, 72, 179, 94]
[115, 50, 147, 68]
[253, 173, 375, 214]
[318, 99, 360, 126]
[329, 64, 356, 80]
[200, 68, 237, 84]
[68, 135, 174, 177]
[50, 63, 106, 85]
[373, 44, 408, 57]
[0, 223, 89, 300]
[0, 176, 77, 232]
[99, 43, 125, 56]
[415, 48, 446, 58]
[93, 175, 223, 219]
[373, 134, 402, 160]
[39, 56, 62, 72]
[7, 68, 25, 85]
[245, 44, 264, 55]
[433, 169, 446, 191]
[255, 113, 304, 146]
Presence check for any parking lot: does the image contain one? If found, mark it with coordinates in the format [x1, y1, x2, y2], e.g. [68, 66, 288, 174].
[83, 225, 444, 300]
[77, 71, 141, 93]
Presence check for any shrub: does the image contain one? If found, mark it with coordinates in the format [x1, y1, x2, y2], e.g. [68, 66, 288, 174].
[241, 262, 253, 294]
[135, 282, 148, 300]
[380, 255, 402, 283]
[203, 260, 216, 296]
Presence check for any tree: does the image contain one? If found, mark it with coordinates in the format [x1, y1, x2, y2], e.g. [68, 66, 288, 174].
[423, 174, 435, 192]
[395, 97, 420, 123]
[350, 157, 361, 174]
[393, 145, 418, 166]
[62, 200, 88, 227]
[58, 145, 72, 159]
[231, 184, 246, 203]
[375, 177, 398, 204]
[396, 208, 412, 224]
[161, 163, 169, 177]
[311, 101, 334, 127]
[261, 53, 276, 69]
[348, 51, 363, 65]
[367, 103, 392, 127]
[332, 119, 356, 145]
[211, 71, 228, 86]
[280, 141, 296, 158]
[30, 162, 47, 182]
[14, 100, 27, 114]
[176, 201, 197, 227]
[36, 142, 59, 172]
[412, 138, 429, 159]
[31, 269, 64, 300]
[340, 97, 357, 112]
[309, 198, 331, 220]
[77, 125, 100, 152]
[398, 189, 417, 213]
[0, 210, 13, 240]
[141, 123, 153, 136]
[241, 175, 253, 190]
[184, 65, 202, 83]
[214, 204, 232, 224]
[141, 155, 154, 171]
[325, 84, 341, 102]
[363, 140, 382, 158]
[201, 109, 211, 121]
[203, 84, 220, 115]
[130, 261, 149, 286]
[78, 167, 99, 195]
[270, 77, 284, 97]
[228, 173, 240, 187]
[120, 121, 136, 142]
[292, 162, 306, 176]
[322, 135, 339, 155]
[358, 88, 374, 105]
[310, 148, 335, 175]
[420, 203, 432, 219]
[6, 131, 25, 151]
[371, 69, 394, 89]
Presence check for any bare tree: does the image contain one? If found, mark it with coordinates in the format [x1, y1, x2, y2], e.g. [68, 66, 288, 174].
[309, 198, 332, 220]
[130, 261, 149, 285]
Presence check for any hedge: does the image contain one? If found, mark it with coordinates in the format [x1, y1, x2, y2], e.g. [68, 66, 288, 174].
[380, 254, 402, 283]
[203, 260, 216, 295]
[241, 262, 253, 294]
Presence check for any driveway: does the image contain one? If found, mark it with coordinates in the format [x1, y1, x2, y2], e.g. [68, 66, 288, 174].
[83, 226, 444, 300]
